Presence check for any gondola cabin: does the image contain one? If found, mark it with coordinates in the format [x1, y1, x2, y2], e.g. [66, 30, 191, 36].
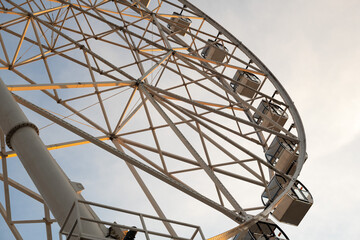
[262, 175, 313, 226]
[254, 100, 288, 132]
[232, 70, 261, 98]
[201, 39, 228, 62]
[233, 219, 289, 240]
[265, 136, 299, 175]
[168, 12, 192, 36]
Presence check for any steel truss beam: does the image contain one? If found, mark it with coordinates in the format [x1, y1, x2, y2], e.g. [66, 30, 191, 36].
[13, 92, 243, 223]
[139, 84, 247, 216]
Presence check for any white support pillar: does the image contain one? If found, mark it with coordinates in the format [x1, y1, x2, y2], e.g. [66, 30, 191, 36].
[0, 78, 106, 239]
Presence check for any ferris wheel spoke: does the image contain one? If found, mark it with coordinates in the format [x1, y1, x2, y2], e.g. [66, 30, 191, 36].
[7, 81, 134, 91]
[76, 4, 97, 37]
[152, 14, 172, 49]
[14, 92, 242, 221]
[0, 1, 311, 238]
[112, 138, 179, 238]
[0, 14, 28, 35]
[179, 100, 260, 146]
[138, 88, 168, 172]
[4, 65, 109, 135]
[31, 14, 52, 48]
[139, 84, 246, 216]
[212, 168, 264, 187]
[80, 1, 149, 79]
[109, 52, 172, 134]
[118, 117, 196, 139]
[154, 94, 288, 184]
[68, 7, 102, 71]
[146, 83, 298, 143]
[3, 135, 110, 161]
[55, 0, 178, 82]
[10, 18, 30, 67]
[174, 53, 279, 108]
[155, 89, 257, 145]
[116, 26, 147, 76]
[166, 164, 265, 188]
[171, 55, 214, 168]
[140, 51, 172, 82]
[30, 18, 61, 99]
[51, 7, 71, 48]
[150, 91, 267, 183]
[116, 136, 171, 174]
[82, 51, 113, 132]
[5, 2, 137, 81]
[115, 97, 147, 134]
[60, 85, 129, 103]
[0, 33, 10, 64]
[118, 136, 199, 167]
[53, 0, 167, 51]
[113, 86, 139, 134]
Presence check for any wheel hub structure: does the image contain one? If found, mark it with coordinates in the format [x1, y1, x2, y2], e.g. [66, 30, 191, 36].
[0, 1, 312, 240]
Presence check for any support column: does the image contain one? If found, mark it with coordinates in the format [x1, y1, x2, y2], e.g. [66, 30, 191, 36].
[0, 78, 106, 239]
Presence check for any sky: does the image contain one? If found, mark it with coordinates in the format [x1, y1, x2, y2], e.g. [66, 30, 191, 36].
[1, 0, 360, 239]
[190, 0, 360, 239]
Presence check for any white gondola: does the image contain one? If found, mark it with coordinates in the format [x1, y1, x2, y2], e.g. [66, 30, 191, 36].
[254, 100, 288, 132]
[262, 175, 313, 226]
[266, 136, 298, 175]
[130, 0, 150, 7]
[232, 70, 261, 98]
[201, 39, 228, 62]
[233, 218, 289, 240]
[167, 12, 192, 36]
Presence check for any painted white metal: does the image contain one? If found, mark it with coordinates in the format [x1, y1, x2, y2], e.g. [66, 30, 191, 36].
[13, 92, 241, 222]
[0, 78, 106, 238]
[60, 199, 205, 240]
[140, 84, 247, 218]
[0, 0, 311, 239]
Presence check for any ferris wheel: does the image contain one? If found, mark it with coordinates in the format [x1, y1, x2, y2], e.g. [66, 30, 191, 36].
[0, 0, 313, 240]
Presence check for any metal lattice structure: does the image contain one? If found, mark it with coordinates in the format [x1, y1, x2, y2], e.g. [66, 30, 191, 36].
[0, 0, 312, 239]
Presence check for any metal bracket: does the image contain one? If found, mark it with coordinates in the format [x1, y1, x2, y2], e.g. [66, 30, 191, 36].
[5, 122, 39, 150]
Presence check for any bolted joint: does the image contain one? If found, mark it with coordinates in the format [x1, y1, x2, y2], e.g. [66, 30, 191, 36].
[135, 79, 143, 86]
[109, 134, 116, 140]
[235, 216, 244, 223]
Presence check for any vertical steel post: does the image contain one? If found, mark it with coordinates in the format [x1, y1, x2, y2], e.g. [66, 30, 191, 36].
[0, 78, 106, 238]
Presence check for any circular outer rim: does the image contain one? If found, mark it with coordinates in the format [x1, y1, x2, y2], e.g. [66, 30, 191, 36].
[179, 0, 307, 224]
